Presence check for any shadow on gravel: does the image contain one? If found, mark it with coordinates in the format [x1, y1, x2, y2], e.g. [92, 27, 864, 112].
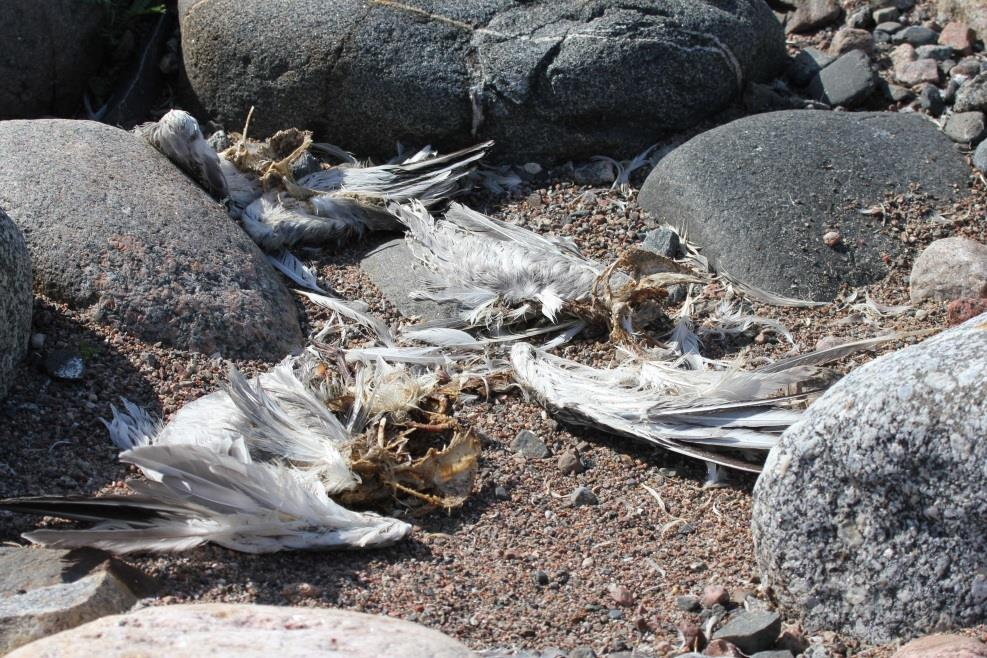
[0, 298, 161, 543]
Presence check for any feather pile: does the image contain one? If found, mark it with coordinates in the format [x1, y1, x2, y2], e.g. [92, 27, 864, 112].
[0, 113, 917, 555]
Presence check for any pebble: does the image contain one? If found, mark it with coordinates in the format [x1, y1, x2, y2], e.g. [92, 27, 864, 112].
[943, 111, 986, 143]
[557, 449, 585, 475]
[511, 429, 549, 459]
[973, 139, 987, 173]
[876, 21, 903, 35]
[808, 50, 875, 107]
[846, 8, 873, 30]
[281, 582, 321, 602]
[955, 72, 987, 112]
[917, 84, 945, 115]
[915, 45, 953, 61]
[494, 485, 509, 499]
[570, 646, 597, 658]
[893, 26, 939, 46]
[705, 639, 745, 657]
[607, 608, 624, 620]
[896, 58, 941, 86]
[702, 584, 730, 608]
[872, 6, 899, 23]
[938, 22, 976, 55]
[29, 333, 46, 350]
[570, 486, 598, 507]
[947, 297, 987, 325]
[676, 594, 702, 612]
[43, 349, 85, 381]
[823, 230, 841, 246]
[750, 652, 796, 658]
[532, 570, 550, 586]
[830, 27, 874, 56]
[712, 611, 783, 655]
[640, 226, 681, 258]
[608, 583, 634, 607]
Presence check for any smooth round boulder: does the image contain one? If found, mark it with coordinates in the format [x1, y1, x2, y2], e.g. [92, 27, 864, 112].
[0, 120, 303, 361]
[7, 603, 476, 657]
[0, 1, 106, 119]
[0, 209, 31, 400]
[752, 314, 987, 643]
[178, 0, 786, 162]
[639, 110, 970, 301]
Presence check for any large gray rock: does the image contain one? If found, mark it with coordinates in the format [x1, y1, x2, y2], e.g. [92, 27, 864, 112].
[8, 603, 475, 657]
[178, 0, 786, 163]
[909, 237, 987, 302]
[639, 110, 969, 301]
[0, 209, 31, 400]
[0, 547, 154, 655]
[752, 314, 987, 643]
[0, 120, 303, 360]
[955, 73, 987, 113]
[0, 2, 106, 119]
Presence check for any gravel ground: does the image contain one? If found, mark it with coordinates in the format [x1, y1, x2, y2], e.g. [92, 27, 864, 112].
[2, 162, 985, 657]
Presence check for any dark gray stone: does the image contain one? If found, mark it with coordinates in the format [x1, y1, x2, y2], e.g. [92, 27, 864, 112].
[641, 226, 682, 258]
[512, 429, 549, 459]
[807, 49, 876, 107]
[0, 2, 106, 119]
[875, 21, 904, 34]
[44, 349, 85, 382]
[918, 84, 945, 115]
[0, 547, 155, 654]
[639, 111, 969, 301]
[712, 611, 782, 654]
[788, 48, 835, 86]
[0, 209, 31, 400]
[752, 314, 987, 643]
[974, 139, 987, 173]
[676, 595, 702, 612]
[569, 647, 597, 658]
[915, 44, 954, 61]
[360, 238, 453, 322]
[879, 79, 915, 102]
[178, 0, 787, 163]
[570, 486, 598, 507]
[0, 120, 303, 360]
[751, 652, 795, 658]
[909, 236, 987, 302]
[943, 110, 986, 142]
[893, 26, 940, 46]
[955, 72, 987, 112]
[847, 8, 874, 29]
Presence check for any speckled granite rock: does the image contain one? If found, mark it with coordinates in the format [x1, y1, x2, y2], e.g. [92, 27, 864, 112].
[752, 314, 987, 643]
[892, 633, 987, 657]
[0, 547, 154, 655]
[178, 0, 786, 162]
[0, 120, 303, 360]
[8, 603, 475, 657]
[909, 237, 987, 303]
[0, 208, 31, 400]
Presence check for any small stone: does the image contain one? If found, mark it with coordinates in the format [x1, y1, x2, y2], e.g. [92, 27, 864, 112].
[705, 639, 744, 657]
[917, 84, 945, 115]
[573, 160, 616, 186]
[206, 130, 231, 151]
[943, 111, 986, 143]
[891, 43, 916, 70]
[915, 44, 954, 61]
[808, 50, 875, 107]
[943, 79, 960, 104]
[873, 6, 900, 22]
[494, 485, 509, 499]
[557, 449, 585, 475]
[892, 633, 987, 657]
[532, 570, 550, 586]
[939, 22, 976, 55]
[947, 297, 987, 325]
[641, 226, 681, 258]
[830, 27, 874, 56]
[43, 348, 84, 381]
[569, 647, 598, 658]
[893, 26, 939, 46]
[876, 21, 904, 35]
[511, 429, 549, 459]
[896, 58, 941, 85]
[522, 162, 543, 175]
[712, 611, 783, 655]
[608, 583, 634, 607]
[29, 333, 45, 350]
[951, 58, 982, 79]
[607, 608, 624, 620]
[751, 652, 796, 658]
[955, 73, 987, 113]
[881, 81, 915, 102]
[677, 621, 705, 652]
[702, 584, 730, 608]
[974, 139, 987, 173]
[785, 0, 843, 34]
[776, 628, 809, 655]
[788, 48, 835, 86]
[281, 582, 320, 602]
[822, 230, 841, 247]
[846, 8, 873, 30]
[676, 594, 702, 612]
[688, 561, 708, 572]
[570, 486, 598, 507]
